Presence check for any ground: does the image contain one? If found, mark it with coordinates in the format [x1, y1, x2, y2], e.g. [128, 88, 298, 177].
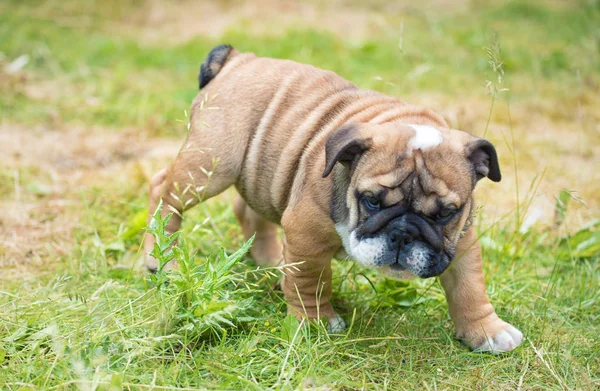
[1, 0, 599, 390]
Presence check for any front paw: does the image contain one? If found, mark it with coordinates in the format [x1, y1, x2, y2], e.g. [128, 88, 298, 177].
[459, 319, 523, 354]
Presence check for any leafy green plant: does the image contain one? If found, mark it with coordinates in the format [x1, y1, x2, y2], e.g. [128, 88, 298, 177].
[551, 189, 599, 260]
[558, 219, 600, 260]
[145, 202, 259, 343]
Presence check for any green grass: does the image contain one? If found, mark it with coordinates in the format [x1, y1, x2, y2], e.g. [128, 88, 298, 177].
[1, 0, 599, 389]
[2, 201, 599, 389]
[2, 0, 599, 132]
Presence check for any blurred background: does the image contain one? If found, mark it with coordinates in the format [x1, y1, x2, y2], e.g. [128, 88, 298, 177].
[1, 0, 599, 273]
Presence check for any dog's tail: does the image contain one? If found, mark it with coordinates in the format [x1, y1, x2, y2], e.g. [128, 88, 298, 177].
[198, 44, 234, 89]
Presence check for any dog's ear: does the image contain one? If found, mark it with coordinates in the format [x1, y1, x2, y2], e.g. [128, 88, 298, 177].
[466, 138, 501, 182]
[323, 124, 372, 178]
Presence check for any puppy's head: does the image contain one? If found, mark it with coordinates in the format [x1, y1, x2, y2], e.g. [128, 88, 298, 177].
[323, 122, 500, 279]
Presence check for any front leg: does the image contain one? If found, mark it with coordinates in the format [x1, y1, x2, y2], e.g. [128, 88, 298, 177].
[280, 204, 345, 332]
[440, 227, 523, 353]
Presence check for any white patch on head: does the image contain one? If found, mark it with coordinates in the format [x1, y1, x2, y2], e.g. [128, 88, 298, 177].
[473, 324, 523, 354]
[407, 124, 443, 151]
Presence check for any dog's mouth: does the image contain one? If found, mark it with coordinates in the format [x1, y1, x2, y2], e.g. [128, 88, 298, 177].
[390, 244, 454, 278]
[390, 247, 406, 271]
[345, 229, 453, 277]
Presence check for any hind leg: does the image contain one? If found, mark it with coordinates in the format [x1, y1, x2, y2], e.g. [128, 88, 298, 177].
[144, 143, 240, 272]
[233, 196, 283, 267]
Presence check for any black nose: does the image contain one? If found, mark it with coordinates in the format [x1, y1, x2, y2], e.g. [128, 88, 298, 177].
[389, 229, 413, 250]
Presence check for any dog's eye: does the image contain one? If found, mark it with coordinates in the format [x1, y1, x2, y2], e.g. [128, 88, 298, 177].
[362, 195, 381, 211]
[437, 207, 457, 220]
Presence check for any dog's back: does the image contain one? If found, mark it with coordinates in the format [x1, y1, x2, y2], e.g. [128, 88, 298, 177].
[191, 45, 443, 223]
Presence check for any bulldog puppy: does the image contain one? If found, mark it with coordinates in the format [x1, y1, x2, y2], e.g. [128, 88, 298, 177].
[144, 45, 523, 353]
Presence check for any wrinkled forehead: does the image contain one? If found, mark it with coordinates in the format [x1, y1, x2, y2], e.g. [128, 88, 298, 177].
[355, 125, 472, 207]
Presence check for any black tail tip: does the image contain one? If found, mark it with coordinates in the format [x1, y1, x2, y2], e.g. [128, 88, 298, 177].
[199, 44, 234, 89]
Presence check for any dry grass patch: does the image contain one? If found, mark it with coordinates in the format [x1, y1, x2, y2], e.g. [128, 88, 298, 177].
[407, 90, 600, 229]
[0, 124, 180, 282]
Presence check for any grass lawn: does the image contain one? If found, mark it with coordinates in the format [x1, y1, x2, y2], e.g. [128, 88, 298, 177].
[1, 0, 599, 389]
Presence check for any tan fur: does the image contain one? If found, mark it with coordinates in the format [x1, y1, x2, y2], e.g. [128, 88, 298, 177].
[440, 227, 513, 347]
[233, 196, 282, 266]
[144, 49, 520, 352]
